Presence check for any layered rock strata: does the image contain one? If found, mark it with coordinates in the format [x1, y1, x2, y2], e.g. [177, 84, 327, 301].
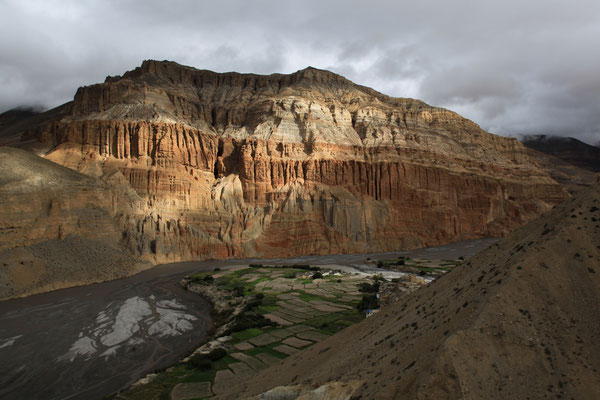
[1, 60, 568, 263]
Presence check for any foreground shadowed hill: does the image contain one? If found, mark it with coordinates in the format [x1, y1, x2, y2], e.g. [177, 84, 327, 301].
[219, 183, 600, 399]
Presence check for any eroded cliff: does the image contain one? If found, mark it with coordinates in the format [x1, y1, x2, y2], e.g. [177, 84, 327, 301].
[1, 60, 568, 263]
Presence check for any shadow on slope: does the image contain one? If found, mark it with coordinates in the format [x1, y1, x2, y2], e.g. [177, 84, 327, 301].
[0, 147, 149, 300]
[523, 135, 600, 173]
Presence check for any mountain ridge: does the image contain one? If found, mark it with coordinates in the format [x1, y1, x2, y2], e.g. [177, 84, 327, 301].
[111, 60, 428, 107]
[522, 134, 600, 173]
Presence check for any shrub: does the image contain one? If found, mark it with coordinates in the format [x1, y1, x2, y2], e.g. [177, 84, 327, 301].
[207, 348, 227, 361]
[357, 294, 379, 312]
[272, 264, 321, 271]
[188, 355, 212, 370]
[249, 263, 263, 268]
[244, 294, 264, 311]
[233, 284, 245, 297]
[358, 282, 380, 293]
[292, 264, 311, 269]
[312, 272, 323, 279]
[187, 347, 229, 368]
[159, 391, 170, 400]
[191, 275, 214, 285]
[228, 313, 274, 333]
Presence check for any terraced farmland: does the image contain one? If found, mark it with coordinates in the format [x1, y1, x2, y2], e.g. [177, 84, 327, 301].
[117, 265, 371, 400]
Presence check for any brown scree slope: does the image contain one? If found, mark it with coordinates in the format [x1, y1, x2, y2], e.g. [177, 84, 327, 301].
[0, 60, 568, 265]
[219, 183, 600, 399]
[0, 147, 150, 299]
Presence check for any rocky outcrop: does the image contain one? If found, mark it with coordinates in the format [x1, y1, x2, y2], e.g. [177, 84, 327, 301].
[0, 60, 568, 264]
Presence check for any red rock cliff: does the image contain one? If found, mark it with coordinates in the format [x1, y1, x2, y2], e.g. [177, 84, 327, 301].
[3, 60, 569, 262]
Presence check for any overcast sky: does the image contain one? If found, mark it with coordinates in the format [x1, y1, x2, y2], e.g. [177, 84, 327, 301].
[1, 0, 599, 144]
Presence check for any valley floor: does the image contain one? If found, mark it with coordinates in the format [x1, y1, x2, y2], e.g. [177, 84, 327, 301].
[0, 238, 496, 400]
[116, 255, 474, 400]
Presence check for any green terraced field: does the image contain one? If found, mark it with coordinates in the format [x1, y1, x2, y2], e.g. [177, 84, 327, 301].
[117, 265, 371, 400]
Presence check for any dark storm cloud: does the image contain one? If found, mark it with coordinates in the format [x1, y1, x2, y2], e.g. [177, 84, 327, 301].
[1, 0, 598, 144]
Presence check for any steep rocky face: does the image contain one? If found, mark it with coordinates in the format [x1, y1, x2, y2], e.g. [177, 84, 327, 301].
[1, 60, 568, 263]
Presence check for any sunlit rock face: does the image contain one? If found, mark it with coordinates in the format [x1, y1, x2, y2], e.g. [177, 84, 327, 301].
[4, 60, 568, 263]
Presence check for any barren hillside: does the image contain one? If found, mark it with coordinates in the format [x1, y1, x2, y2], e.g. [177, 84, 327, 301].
[219, 183, 600, 399]
[0, 147, 149, 299]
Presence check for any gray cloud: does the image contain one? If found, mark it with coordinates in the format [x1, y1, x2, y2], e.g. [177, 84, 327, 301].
[1, 0, 599, 144]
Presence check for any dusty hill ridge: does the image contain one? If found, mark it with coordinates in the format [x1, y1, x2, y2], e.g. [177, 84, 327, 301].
[0, 107, 42, 131]
[0, 147, 149, 299]
[521, 135, 600, 194]
[219, 183, 600, 399]
[522, 134, 600, 173]
[0, 60, 566, 266]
